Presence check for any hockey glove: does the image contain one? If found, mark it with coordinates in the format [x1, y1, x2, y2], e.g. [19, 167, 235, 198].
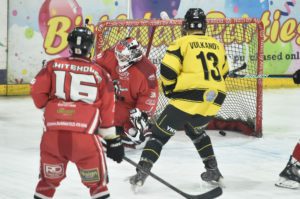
[123, 128, 146, 145]
[129, 108, 149, 133]
[106, 136, 124, 163]
[293, 69, 300, 84]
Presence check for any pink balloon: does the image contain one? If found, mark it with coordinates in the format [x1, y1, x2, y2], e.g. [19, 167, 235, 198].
[12, 10, 18, 16]
[38, 0, 82, 56]
[233, 5, 239, 13]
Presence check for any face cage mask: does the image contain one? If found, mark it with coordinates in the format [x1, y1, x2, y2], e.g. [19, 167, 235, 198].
[116, 48, 142, 72]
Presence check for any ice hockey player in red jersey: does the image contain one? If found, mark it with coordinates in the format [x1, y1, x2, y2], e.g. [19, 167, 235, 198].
[276, 140, 300, 189]
[95, 37, 158, 148]
[31, 26, 124, 199]
[275, 71, 300, 189]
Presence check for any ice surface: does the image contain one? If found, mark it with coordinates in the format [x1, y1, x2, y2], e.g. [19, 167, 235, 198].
[0, 88, 300, 199]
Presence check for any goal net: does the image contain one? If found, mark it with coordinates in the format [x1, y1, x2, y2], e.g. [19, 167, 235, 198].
[95, 18, 264, 137]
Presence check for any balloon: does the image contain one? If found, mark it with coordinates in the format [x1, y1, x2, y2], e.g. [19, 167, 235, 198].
[25, 28, 34, 39]
[131, 0, 180, 19]
[38, 0, 82, 56]
[225, 0, 269, 18]
[264, 40, 293, 74]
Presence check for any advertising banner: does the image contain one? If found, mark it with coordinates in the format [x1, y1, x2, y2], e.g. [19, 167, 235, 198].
[4, 0, 300, 94]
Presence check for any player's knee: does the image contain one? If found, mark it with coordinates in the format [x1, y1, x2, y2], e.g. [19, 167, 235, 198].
[36, 176, 63, 192]
[184, 123, 208, 142]
[151, 123, 174, 144]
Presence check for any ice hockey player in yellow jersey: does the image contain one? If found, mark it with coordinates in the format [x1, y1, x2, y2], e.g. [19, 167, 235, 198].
[161, 19, 229, 116]
[129, 8, 229, 188]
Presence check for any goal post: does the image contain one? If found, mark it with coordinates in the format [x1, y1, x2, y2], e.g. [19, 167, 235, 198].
[95, 18, 264, 137]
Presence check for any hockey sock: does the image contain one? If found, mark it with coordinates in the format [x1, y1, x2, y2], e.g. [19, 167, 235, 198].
[140, 131, 171, 164]
[184, 123, 215, 160]
[292, 140, 300, 163]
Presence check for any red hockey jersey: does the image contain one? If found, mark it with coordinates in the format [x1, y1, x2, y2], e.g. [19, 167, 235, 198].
[30, 56, 115, 134]
[95, 49, 158, 127]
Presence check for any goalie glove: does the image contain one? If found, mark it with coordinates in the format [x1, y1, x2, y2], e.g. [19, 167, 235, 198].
[129, 108, 149, 133]
[123, 128, 146, 145]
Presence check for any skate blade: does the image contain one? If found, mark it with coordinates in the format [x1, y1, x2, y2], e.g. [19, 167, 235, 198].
[275, 177, 300, 189]
[204, 176, 226, 188]
[131, 182, 143, 193]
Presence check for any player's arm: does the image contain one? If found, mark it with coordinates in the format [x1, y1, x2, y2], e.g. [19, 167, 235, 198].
[135, 67, 158, 116]
[94, 48, 116, 75]
[97, 70, 116, 138]
[30, 61, 52, 109]
[160, 40, 182, 96]
[130, 68, 158, 134]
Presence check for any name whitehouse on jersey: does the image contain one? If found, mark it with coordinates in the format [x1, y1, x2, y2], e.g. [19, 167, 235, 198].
[53, 62, 102, 83]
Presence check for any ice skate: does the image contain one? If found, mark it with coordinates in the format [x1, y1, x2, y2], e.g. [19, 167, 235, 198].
[129, 161, 152, 189]
[275, 156, 300, 189]
[201, 157, 224, 185]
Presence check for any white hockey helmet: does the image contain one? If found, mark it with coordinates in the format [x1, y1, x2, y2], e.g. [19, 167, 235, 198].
[114, 37, 143, 72]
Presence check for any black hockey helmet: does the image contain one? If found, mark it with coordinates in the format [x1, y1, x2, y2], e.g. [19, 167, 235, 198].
[67, 26, 94, 56]
[182, 8, 207, 35]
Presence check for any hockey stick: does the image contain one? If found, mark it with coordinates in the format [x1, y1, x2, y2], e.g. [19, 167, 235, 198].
[228, 62, 247, 77]
[124, 156, 223, 199]
[230, 69, 300, 84]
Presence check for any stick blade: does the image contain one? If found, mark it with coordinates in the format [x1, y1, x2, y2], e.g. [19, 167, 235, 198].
[185, 186, 223, 199]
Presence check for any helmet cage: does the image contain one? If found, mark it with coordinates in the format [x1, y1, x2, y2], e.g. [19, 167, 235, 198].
[115, 38, 142, 72]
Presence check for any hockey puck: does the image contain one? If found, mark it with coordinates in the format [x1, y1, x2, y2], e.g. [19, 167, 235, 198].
[219, 130, 226, 136]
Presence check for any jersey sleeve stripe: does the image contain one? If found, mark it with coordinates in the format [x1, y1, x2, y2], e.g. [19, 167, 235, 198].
[166, 49, 183, 64]
[160, 62, 178, 81]
[213, 91, 226, 106]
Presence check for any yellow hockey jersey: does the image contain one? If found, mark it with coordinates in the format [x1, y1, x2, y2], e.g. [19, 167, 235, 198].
[160, 34, 229, 116]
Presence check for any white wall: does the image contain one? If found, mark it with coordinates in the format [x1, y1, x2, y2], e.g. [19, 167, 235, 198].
[0, 0, 7, 71]
[0, 0, 7, 70]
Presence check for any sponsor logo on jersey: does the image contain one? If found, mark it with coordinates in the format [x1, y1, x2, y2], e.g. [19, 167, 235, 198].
[148, 74, 156, 81]
[44, 163, 64, 179]
[205, 90, 217, 102]
[57, 102, 77, 107]
[150, 91, 156, 98]
[57, 108, 75, 116]
[167, 126, 176, 134]
[146, 99, 156, 106]
[47, 121, 88, 128]
[96, 52, 103, 59]
[117, 68, 129, 80]
[79, 168, 100, 182]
